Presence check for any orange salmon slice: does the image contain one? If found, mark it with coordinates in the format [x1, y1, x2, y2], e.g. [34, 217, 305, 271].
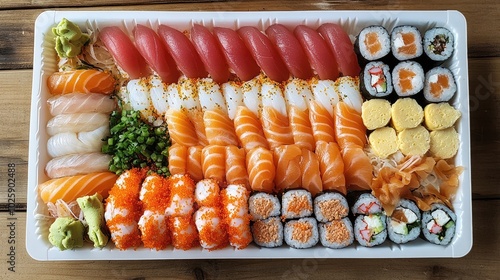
[364, 32, 381, 55]
[399, 69, 416, 93]
[398, 32, 417, 55]
[430, 74, 450, 97]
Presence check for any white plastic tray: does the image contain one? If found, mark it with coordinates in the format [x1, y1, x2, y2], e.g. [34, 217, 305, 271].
[27, 10, 472, 260]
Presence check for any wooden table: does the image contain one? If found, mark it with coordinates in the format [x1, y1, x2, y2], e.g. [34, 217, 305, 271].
[0, 0, 498, 279]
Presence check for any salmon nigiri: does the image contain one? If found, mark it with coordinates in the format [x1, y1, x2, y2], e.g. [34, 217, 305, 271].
[261, 107, 294, 150]
[164, 108, 199, 147]
[288, 106, 315, 151]
[168, 143, 187, 176]
[234, 106, 269, 152]
[246, 147, 275, 193]
[334, 101, 367, 150]
[309, 100, 336, 144]
[204, 109, 239, 146]
[39, 172, 118, 204]
[315, 141, 346, 195]
[47, 69, 116, 95]
[273, 144, 302, 193]
[225, 145, 250, 189]
[342, 146, 373, 191]
[299, 148, 323, 197]
[186, 146, 203, 182]
[201, 145, 226, 184]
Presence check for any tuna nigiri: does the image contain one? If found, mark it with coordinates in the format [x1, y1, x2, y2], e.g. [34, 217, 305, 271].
[315, 141, 346, 195]
[47, 69, 116, 95]
[45, 152, 111, 179]
[246, 147, 275, 193]
[39, 171, 118, 204]
[273, 144, 302, 192]
[99, 26, 150, 79]
[47, 93, 116, 115]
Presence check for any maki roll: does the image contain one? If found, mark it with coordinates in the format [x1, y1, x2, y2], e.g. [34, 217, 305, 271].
[318, 218, 354, 249]
[392, 61, 425, 97]
[386, 199, 421, 244]
[423, 67, 457, 103]
[314, 192, 349, 223]
[355, 26, 391, 62]
[350, 192, 383, 216]
[360, 61, 393, 99]
[391, 25, 423, 61]
[421, 203, 457, 245]
[248, 192, 281, 221]
[281, 189, 313, 219]
[354, 213, 387, 247]
[284, 217, 319, 249]
[423, 27, 454, 62]
[251, 216, 283, 248]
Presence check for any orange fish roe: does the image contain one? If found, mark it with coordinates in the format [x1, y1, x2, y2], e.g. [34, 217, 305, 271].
[324, 220, 351, 246]
[291, 221, 313, 243]
[139, 173, 171, 250]
[195, 207, 229, 250]
[221, 185, 252, 249]
[194, 178, 220, 208]
[317, 200, 349, 221]
[169, 216, 199, 250]
[166, 174, 195, 217]
[105, 168, 147, 250]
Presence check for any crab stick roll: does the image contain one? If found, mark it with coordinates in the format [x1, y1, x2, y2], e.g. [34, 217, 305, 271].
[248, 192, 281, 221]
[284, 217, 319, 249]
[386, 199, 421, 244]
[138, 173, 171, 250]
[221, 184, 252, 249]
[350, 192, 383, 216]
[354, 213, 387, 247]
[169, 216, 199, 250]
[423, 27, 455, 62]
[421, 203, 457, 245]
[392, 61, 425, 97]
[194, 206, 228, 250]
[194, 178, 220, 208]
[423, 67, 457, 103]
[105, 168, 147, 250]
[391, 25, 423, 61]
[251, 217, 283, 248]
[360, 61, 393, 99]
[281, 189, 313, 220]
[355, 26, 391, 62]
[314, 192, 349, 223]
[318, 218, 354, 249]
[165, 174, 195, 217]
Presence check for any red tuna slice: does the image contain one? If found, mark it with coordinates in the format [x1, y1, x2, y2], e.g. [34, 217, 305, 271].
[318, 23, 361, 77]
[294, 25, 339, 80]
[134, 24, 180, 84]
[99, 26, 150, 79]
[237, 26, 290, 82]
[191, 24, 230, 84]
[158, 25, 207, 78]
[265, 24, 313, 80]
[213, 27, 260, 81]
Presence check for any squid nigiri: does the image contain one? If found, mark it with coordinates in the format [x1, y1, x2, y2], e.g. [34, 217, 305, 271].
[45, 152, 111, 179]
[46, 113, 110, 136]
[47, 93, 116, 115]
[47, 125, 109, 158]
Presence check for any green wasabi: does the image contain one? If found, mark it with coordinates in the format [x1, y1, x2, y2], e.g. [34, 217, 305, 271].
[48, 217, 85, 250]
[52, 18, 90, 58]
[77, 193, 109, 248]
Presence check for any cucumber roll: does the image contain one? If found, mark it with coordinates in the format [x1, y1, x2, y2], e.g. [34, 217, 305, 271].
[386, 199, 421, 244]
[284, 217, 319, 249]
[421, 203, 457, 245]
[391, 25, 423, 61]
[360, 61, 393, 99]
[423, 27, 454, 62]
[354, 213, 387, 247]
[355, 26, 391, 62]
[319, 218, 354, 249]
[423, 67, 457, 103]
[392, 61, 425, 97]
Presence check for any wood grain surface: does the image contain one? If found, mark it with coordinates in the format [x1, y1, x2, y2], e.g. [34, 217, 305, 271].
[0, 0, 499, 279]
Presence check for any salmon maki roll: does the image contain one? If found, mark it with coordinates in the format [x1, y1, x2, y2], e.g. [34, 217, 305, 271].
[138, 173, 171, 250]
[105, 168, 147, 250]
[289, 106, 315, 151]
[165, 109, 199, 147]
[234, 106, 269, 152]
[168, 143, 187, 176]
[225, 145, 250, 189]
[39, 172, 118, 204]
[342, 146, 373, 191]
[299, 148, 323, 197]
[309, 100, 336, 145]
[315, 141, 346, 195]
[273, 144, 302, 193]
[334, 102, 367, 150]
[186, 146, 203, 182]
[261, 107, 295, 150]
[246, 147, 275, 193]
[203, 109, 239, 146]
[201, 145, 226, 184]
[47, 69, 116, 95]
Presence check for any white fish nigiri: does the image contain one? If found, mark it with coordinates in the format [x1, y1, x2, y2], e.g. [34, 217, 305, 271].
[127, 78, 154, 122]
[45, 152, 111, 179]
[222, 81, 244, 120]
[261, 77, 288, 117]
[310, 78, 340, 117]
[166, 82, 182, 111]
[46, 113, 110, 136]
[335, 76, 363, 114]
[178, 76, 201, 113]
[198, 78, 227, 113]
[47, 93, 116, 115]
[241, 75, 262, 117]
[284, 78, 314, 111]
[149, 76, 169, 117]
[47, 125, 109, 158]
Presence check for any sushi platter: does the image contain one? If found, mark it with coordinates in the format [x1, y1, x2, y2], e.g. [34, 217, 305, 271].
[27, 10, 471, 260]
